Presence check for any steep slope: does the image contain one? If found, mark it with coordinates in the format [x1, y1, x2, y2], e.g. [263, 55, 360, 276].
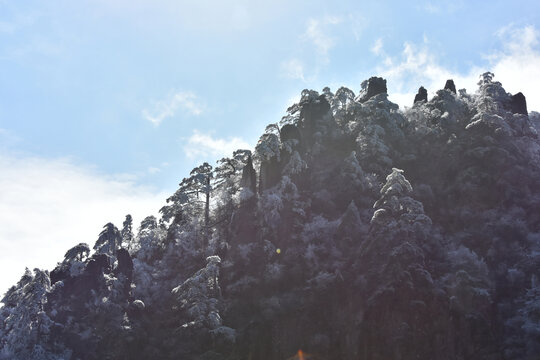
[1, 73, 539, 360]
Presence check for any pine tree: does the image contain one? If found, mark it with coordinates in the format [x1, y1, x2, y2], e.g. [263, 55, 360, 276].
[121, 214, 134, 251]
[0, 269, 64, 359]
[64, 243, 90, 263]
[93, 222, 122, 257]
[161, 162, 214, 251]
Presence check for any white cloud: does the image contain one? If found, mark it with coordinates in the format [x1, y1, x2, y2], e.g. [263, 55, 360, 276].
[0, 153, 167, 295]
[142, 91, 203, 126]
[303, 16, 343, 57]
[183, 130, 251, 160]
[280, 59, 306, 81]
[490, 25, 540, 111]
[371, 38, 383, 56]
[288, 15, 348, 80]
[374, 39, 480, 108]
[372, 25, 540, 111]
[348, 13, 366, 42]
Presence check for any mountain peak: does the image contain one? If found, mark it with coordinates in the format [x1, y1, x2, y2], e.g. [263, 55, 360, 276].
[1, 72, 539, 360]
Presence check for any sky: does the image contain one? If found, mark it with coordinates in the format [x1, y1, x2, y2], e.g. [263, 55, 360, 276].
[1, 0, 540, 295]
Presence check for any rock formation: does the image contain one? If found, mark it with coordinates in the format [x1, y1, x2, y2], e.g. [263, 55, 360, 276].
[444, 79, 456, 94]
[240, 154, 257, 194]
[414, 86, 428, 104]
[510, 92, 528, 115]
[2, 72, 539, 360]
[280, 124, 301, 143]
[359, 76, 387, 102]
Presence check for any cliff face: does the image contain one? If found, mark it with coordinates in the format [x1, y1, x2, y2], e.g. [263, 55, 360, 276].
[1, 73, 540, 360]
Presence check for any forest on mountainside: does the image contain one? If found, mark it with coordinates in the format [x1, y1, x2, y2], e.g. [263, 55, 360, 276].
[1, 72, 539, 360]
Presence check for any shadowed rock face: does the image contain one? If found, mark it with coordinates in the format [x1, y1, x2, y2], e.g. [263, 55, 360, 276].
[259, 156, 281, 193]
[511, 92, 528, 115]
[299, 95, 331, 133]
[414, 86, 428, 104]
[84, 254, 110, 277]
[280, 124, 301, 143]
[240, 155, 257, 194]
[360, 77, 387, 102]
[50, 266, 70, 285]
[259, 96, 331, 194]
[115, 248, 133, 281]
[444, 79, 456, 94]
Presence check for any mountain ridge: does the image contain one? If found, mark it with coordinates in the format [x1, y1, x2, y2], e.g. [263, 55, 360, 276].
[1, 72, 539, 360]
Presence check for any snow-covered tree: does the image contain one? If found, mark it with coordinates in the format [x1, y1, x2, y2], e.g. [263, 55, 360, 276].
[134, 215, 164, 261]
[0, 269, 65, 360]
[171, 256, 235, 354]
[121, 214, 134, 251]
[255, 124, 281, 162]
[161, 163, 213, 230]
[214, 150, 252, 189]
[1, 73, 538, 360]
[64, 243, 90, 263]
[93, 222, 122, 257]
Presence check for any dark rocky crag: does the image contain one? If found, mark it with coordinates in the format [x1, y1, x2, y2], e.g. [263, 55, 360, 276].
[511, 92, 528, 115]
[444, 79, 457, 94]
[359, 76, 387, 102]
[414, 86, 428, 104]
[1, 72, 539, 360]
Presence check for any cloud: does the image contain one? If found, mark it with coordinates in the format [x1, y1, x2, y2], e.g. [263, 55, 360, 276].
[348, 13, 366, 42]
[371, 38, 384, 56]
[373, 39, 480, 108]
[371, 25, 540, 111]
[490, 25, 540, 111]
[287, 15, 349, 81]
[280, 59, 306, 81]
[183, 130, 251, 160]
[0, 153, 167, 295]
[303, 16, 343, 57]
[142, 91, 203, 126]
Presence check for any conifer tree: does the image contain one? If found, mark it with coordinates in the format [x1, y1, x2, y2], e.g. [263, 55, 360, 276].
[121, 214, 134, 251]
[93, 223, 122, 257]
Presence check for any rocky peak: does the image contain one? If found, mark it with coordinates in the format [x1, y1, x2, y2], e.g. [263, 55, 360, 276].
[359, 76, 387, 102]
[444, 79, 457, 94]
[414, 86, 428, 104]
[510, 92, 528, 115]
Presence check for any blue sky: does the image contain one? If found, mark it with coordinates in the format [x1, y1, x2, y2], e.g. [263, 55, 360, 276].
[1, 0, 540, 294]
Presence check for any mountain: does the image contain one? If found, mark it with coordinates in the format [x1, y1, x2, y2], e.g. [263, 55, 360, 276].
[1, 72, 539, 360]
